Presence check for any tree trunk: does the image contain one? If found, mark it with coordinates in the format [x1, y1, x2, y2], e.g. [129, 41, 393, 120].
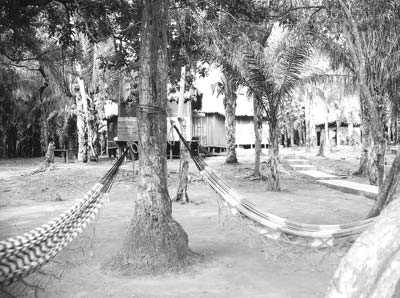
[65, 115, 77, 160]
[354, 105, 370, 177]
[336, 120, 340, 146]
[253, 97, 263, 177]
[38, 65, 49, 156]
[267, 121, 280, 191]
[325, 178, 400, 298]
[221, 72, 238, 164]
[75, 90, 87, 163]
[324, 106, 330, 149]
[338, 4, 386, 187]
[348, 121, 354, 145]
[366, 121, 386, 188]
[77, 77, 97, 158]
[283, 128, 288, 148]
[368, 148, 400, 218]
[305, 91, 312, 151]
[355, 119, 381, 186]
[40, 109, 49, 156]
[174, 65, 190, 203]
[107, 0, 191, 275]
[317, 135, 325, 157]
[298, 127, 302, 146]
[289, 120, 294, 147]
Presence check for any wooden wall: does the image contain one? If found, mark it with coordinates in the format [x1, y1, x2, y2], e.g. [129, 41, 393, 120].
[118, 117, 138, 142]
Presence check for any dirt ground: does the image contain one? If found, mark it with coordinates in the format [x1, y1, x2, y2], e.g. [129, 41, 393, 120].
[0, 145, 385, 298]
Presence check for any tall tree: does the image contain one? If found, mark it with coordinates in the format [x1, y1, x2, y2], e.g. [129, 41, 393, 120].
[331, 0, 400, 215]
[108, 0, 192, 274]
[253, 94, 264, 176]
[175, 65, 190, 203]
[310, 0, 400, 193]
[221, 71, 239, 163]
[235, 31, 311, 190]
[193, 1, 272, 165]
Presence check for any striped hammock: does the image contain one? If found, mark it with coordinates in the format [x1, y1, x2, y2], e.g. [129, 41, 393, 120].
[0, 152, 126, 287]
[171, 121, 376, 248]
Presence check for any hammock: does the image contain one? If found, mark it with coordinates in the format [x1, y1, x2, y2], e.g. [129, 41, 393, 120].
[171, 121, 375, 248]
[0, 151, 127, 287]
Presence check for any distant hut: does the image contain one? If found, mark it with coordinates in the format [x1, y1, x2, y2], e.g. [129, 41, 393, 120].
[193, 77, 270, 151]
[105, 98, 185, 158]
[105, 64, 271, 156]
[312, 94, 362, 146]
[104, 99, 138, 157]
[192, 111, 225, 151]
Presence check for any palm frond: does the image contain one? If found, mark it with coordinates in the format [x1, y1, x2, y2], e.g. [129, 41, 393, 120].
[273, 38, 312, 100]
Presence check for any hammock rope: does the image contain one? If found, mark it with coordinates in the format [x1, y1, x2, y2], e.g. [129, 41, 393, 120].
[0, 150, 127, 286]
[170, 120, 375, 248]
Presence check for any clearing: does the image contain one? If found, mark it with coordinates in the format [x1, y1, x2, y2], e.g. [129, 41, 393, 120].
[0, 146, 378, 298]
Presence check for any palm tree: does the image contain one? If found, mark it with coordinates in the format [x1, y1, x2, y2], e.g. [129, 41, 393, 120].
[325, 0, 400, 216]
[236, 31, 311, 190]
[211, 70, 240, 164]
[204, 21, 310, 189]
[253, 93, 264, 177]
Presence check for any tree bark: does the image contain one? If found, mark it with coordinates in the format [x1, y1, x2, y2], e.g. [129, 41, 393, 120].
[174, 65, 190, 203]
[38, 64, 49, 156]
[77, 77, 97, 158]
[40, 110, 49, 156]
[65, 115, 77, 160]
[283, 128, 288, 148]
[253, 97, 263, 177]
[267, 120, 280, 191]
[354, 105, 370, 177]
[324, 104, 330, 149]
[107, 0, 191, 275]
[298, 127, 303, 146]
[336, 120, 340, 146]
[325, 181, 400, 298]
[354, 114, 380, 186]
[317, 135, 325, 157]
[221, 72, 238, 164]
[75, 86, 87, 162]
[368, 149, 400, 218]
[289, 120, 294, 147]
[305, 89, 312, 151]
[339, 0, 386, 189]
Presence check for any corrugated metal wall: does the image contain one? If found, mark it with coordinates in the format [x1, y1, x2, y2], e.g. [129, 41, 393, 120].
[192, 113, 225, 147]
[193, 113, 270, 148]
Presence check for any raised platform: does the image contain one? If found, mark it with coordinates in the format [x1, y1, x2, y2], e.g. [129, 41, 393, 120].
[317, 179, 378, 200]
[297, 170, 338, 180]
